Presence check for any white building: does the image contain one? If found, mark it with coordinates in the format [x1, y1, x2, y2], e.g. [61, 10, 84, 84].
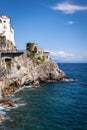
[0, 15, 15, 45]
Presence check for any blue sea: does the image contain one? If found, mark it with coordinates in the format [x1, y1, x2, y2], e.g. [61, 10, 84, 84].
[0, 63, 87, 130]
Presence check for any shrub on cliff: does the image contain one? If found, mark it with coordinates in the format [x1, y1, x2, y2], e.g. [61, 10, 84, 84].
[38, 56, 45, 63]
[5, 59, 12, 68]
[26, 43, 37, 53]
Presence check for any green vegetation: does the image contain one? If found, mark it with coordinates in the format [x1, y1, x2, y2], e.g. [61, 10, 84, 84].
[26, 43, 35, 52]
[38, 56, 45, 62]
[26, 43, 37, 60]
[26, 43, 45, 64]
[5, 59, 12, 68]
[27, 51, 36, 59]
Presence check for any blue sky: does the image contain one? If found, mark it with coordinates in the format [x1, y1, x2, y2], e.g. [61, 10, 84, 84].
[0, 0, 87, 62]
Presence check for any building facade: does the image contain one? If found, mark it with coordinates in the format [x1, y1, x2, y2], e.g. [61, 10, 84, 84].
[0, 15, 15, 45]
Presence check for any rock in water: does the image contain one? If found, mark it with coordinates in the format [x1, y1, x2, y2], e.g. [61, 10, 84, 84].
[36, 61, 66, 81]
[1, 99, 16, 108]
[0, 114, 4, 121]
[33, 80, 40, 88]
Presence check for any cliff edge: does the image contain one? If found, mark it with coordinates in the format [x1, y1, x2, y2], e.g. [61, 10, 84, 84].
[0, 51, 66, 96]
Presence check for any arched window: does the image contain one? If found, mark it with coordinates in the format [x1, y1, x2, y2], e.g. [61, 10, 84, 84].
[0, 19, 2, 23]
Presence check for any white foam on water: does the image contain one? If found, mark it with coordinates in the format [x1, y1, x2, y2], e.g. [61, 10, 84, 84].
[18, 103, 26, 107]
[0, 106, 6, 115]
[0, 110, 6, 115]
[0, 106, 4, 110]
[0, 84, 34, 123]
[14, 87, 24, 93]
[24, 85, 33, 88]
[14, 85, 35, 94]
[63, 78, 77, 82]
[12, 97, 22, 102]
[4, 104, 19, 112]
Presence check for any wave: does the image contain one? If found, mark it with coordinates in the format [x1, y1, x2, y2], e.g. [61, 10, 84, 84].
[17, 103, 26, 107]
[63, 78, 76, 82]
[24, 85, 33, 88]
[0, 108, 6, 115]
[14, 85, 34, 94]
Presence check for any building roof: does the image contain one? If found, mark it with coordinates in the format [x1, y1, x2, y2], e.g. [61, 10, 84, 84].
[44, 51, 50, 54]
[0, 15, 10, 19]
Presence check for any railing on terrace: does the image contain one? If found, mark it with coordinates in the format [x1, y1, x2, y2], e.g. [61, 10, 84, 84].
[0, 50, 26, 58]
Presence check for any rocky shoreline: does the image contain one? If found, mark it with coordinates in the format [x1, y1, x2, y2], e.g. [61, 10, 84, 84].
[0, 51, 67, 121]
[0, 52, 66, 93]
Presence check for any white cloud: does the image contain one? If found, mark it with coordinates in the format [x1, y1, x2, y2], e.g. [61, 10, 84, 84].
[67, 21, 74, 25]
[51, 1, 87, 14]
[50, 51, 74, 58]
[50, 51, 87, 62]
[44, 49, 50, 52]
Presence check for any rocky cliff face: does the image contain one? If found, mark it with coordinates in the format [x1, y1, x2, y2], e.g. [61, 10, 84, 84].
[0, 51, 67, 116]
[36, 61, 65, 81]
[0, 52, 66, 96]
[0, 36, 16, 51]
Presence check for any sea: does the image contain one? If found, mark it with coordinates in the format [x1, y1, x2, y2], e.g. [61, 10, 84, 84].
[0, 63, 87, 130]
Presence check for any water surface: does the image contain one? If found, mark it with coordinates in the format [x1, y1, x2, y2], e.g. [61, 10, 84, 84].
[0, 63, 87, 130]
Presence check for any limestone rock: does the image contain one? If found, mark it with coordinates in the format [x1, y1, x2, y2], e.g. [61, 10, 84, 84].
[33, 80, 40, 88]
[36, 61, 66, 81]
[0, 114, 4, 121]
[0, 99, 16, 108]
[0, 52, 66, 97]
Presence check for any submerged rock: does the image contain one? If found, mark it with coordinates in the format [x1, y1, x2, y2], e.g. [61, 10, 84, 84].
[63, 77, 77, 81]
[33, 80, 40, 88]
[0, 99, 16, 108]
[0, 114, 4, 121]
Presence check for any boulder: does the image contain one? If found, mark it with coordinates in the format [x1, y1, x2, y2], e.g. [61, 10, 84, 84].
[36, 61, 66, 81]
[1, 99, 16, 108]
[33, 80, 40, 88]
[0, 114, 4, 121]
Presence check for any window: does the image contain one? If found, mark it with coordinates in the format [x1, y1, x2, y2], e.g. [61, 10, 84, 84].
[0, 19, 2, 23]
[4, 20, 6, 23]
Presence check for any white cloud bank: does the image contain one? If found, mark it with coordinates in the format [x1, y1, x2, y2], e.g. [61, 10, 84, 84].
[50, 51, 73, 58]
[51, 1, 87, 14]
[50, 51, 87, 62]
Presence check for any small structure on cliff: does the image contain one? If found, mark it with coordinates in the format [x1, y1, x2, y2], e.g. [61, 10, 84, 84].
[26, 43, 50, 61]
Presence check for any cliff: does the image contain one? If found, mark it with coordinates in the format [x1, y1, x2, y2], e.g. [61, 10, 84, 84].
[0, 46, 67, 121]
[0, 52, 66, 96]
[0, 15, 66, 121]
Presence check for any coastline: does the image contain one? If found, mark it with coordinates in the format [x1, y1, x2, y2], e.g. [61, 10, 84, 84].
[0, 52, 66, 121]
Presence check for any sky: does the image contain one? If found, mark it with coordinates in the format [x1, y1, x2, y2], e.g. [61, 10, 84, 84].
[0, 0, 87, 63]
